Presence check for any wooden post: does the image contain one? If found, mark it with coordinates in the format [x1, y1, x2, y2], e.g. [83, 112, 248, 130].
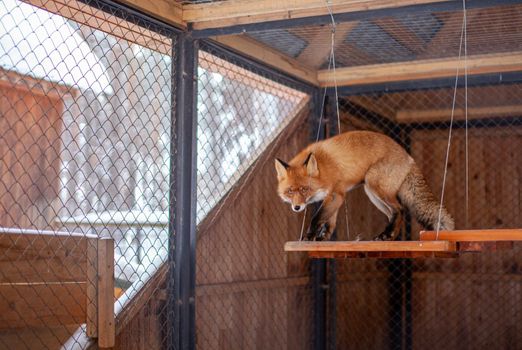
[97, 238, 115, 348]
[86, 237, 98, 337]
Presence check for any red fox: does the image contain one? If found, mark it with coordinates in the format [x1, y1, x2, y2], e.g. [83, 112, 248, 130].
[275, 130, 454, 241]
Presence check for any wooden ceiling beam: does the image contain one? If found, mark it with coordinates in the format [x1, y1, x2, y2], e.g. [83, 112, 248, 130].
[113, 0, 185, 28]
[184, 0, 452, 30]
[373, 17, 425, 53]
[419, 11, 480, 59]
[297, 22, 358, 69]
[212, 35, 319, 86]
[318, 51, 522, 87]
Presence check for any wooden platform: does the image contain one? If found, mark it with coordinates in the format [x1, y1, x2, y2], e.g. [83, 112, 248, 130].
[285, 229, 522, 258]
[420, 229, 522, 241]
[420, 229, 522, 253]
[284, 240, 458, 259]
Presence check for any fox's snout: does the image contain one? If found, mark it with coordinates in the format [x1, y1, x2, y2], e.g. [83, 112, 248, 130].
[292, 204, 305, 212]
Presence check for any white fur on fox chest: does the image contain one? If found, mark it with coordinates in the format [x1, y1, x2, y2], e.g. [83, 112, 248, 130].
[307, 189, 328, 204]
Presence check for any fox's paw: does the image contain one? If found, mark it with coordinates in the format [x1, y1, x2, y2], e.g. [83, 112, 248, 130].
[373, 231, 394, 241]
[306, 223, 331, 241]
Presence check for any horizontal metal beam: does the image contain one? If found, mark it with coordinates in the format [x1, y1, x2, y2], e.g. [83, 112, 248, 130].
[190, 0, 520, 38]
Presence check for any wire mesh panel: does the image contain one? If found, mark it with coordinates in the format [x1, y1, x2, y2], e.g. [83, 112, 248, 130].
[0, 0, 174, 348]
[195, 43, 316, 349]
[330, 82, 522, 349]
[229, 3, 522, 348]
[244, 3, 522, 69]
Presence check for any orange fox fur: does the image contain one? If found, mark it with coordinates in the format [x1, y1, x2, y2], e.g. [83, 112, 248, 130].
[275, 130, 454, 241]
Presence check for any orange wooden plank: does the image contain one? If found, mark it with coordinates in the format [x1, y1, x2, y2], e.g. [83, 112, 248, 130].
[308, 251, 457, 259]
[285, 240, 456, 253]
[420, 229, 522, 241]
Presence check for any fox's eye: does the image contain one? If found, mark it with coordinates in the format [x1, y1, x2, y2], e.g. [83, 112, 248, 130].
[287, 189, 294, 195]
[299, 186, 309, 193]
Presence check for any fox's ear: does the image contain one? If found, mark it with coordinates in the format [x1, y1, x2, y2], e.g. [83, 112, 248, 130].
[275, 158, 289, 179]
[304, 153, 319, 177]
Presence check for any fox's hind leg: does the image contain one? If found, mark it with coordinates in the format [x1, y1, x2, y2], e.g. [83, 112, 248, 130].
[364, 184, 404, 241]
[307, 191, 345, 241]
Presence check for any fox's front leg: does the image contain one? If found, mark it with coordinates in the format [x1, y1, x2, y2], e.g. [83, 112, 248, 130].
[306, 191, 344, 241]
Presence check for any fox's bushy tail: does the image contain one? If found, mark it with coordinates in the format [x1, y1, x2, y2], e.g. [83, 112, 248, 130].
[398, 164, 455, 231]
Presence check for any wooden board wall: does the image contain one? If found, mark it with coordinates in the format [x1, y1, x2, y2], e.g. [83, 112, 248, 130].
[0, 72, 64, 229]
[195, 111, 314, 350]
[333, 118, 392, 349]
[409, 126, 522, 349]
[333, 119, 522, 349]
[110, 108, 315, 350]
[110, 111, 522, 350]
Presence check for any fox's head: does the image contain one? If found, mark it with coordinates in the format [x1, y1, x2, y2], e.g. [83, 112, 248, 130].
[274, 153, 327, 212]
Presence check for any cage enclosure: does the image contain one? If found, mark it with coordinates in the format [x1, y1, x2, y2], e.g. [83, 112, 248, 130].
[0, 0, 521, 349]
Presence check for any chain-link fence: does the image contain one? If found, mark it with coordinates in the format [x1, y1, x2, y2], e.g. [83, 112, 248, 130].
[241, 3, 522, 348]
[194, 42, 316, 350]
[329, 83, 522, 349]
[1, 0, 318, 348]
[0, 0, 174, 348]
[2, 0, 522, 349]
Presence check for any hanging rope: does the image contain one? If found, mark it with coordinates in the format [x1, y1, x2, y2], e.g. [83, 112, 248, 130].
[463, 0, 470, 228]
[436, 2, 468, 239]
[300, 0, 351, 241]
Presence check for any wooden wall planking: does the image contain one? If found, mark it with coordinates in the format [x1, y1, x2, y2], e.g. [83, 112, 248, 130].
[0, 325, 79, 349]
[114, 297, 165, 350]
[109, 108, 521, 349]
[0, 231, 89, 334]
[0, 284, 86, 329]
[333, 118, 522, 349]
[336, 274, 389, 350]
[110, 108, 315, 349]
[194, 111, 314, 349]
[0, 75, 64, 230]
[410, 127, 522, 237]
[408, 125, 522, 349]
[0, 231, 88, 284]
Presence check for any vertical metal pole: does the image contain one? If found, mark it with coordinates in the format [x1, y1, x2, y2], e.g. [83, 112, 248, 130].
[388, 127, 413, 350]
[311, 89, 327, 350]
[403, 129, 413, 350]
[313, 259, 327, 350]
[387, 125, 405, 350]
[325, 93, 338, 350]
[387, 260, 403, 350]
[168, 33, 198, 350]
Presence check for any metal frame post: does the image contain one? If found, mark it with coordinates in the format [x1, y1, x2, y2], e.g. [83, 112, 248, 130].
[304, 94, 328, 350]
[403, 129, 413, 350]
[311, 88, 328, 350]
[326, 94, 339, 350]
[313, 258, 328, 350]
[168, 33, 199, 350]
